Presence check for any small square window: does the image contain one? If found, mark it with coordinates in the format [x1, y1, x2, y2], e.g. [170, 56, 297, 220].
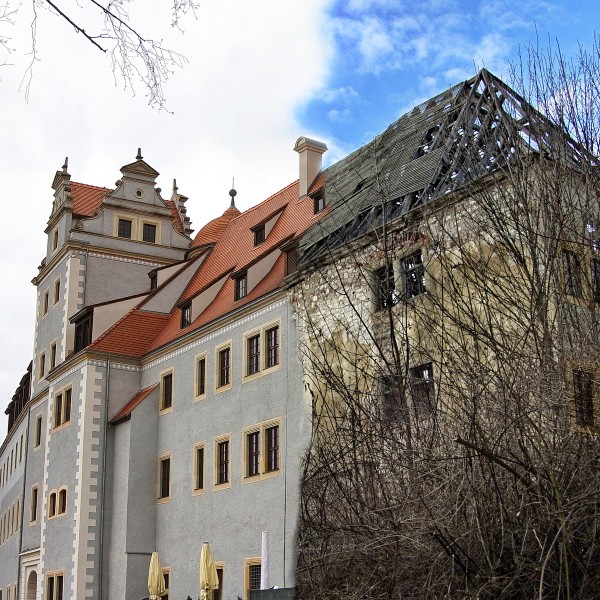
[158, 455, 171, 500]
[235, 274, 248, 301]
[118, 219, 132, 239]
[181, 303, 192, 328]
[313, 194, 325, 214]
[160, 372, 173, 411]
[143, 223, 157, 243]
[254, 225, 265, 246]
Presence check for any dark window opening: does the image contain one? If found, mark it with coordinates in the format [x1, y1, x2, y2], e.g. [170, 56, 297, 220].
[381, 375, 403, 420]
[265, 425, 279, 472]
[402, 251, 426, 299]
[74, 314, 93, 352]
[313, 194, 325, 214]
[375, 264, 398, 310]
[150, 273, 158, 290]
[266, 326, 279, 368]
[254, 225, 265, 246]
[181, 303, 192, 328]
[247, 431, 260, 477]
[217, 440, 229, 484]
[197, 357, 206, 396]
[410, 363, 435, 415]
[214, 568, 223, 600]
[591, 257, 600, 303]
[235, 274, 248, 301]
[285, 246, 299, 275]
[117, 219, 132, 239]
[143, 223, 157, 243]
[195, 447, 204, 490]
[574, 368, 594, 426]
[563, 249, 582, 297]
[248, 564, 261, 592]
[247, 334, 260, 375]
[161, 373, 173, 410]
[218, 348, 231, 387]
[159, 457, 171, 499]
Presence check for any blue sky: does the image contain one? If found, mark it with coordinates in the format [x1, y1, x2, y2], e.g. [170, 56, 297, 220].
[0, 0, 596, 434]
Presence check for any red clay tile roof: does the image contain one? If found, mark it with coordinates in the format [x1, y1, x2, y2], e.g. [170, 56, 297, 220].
[90, 310, 171, 357]
[308, 172, 324, 195]
[71, 182, 109, 217]
[190, 206, 241, 249]
[110, 384, 158, 423]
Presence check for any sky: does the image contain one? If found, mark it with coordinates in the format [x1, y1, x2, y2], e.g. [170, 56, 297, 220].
[0, 0, 597, 436]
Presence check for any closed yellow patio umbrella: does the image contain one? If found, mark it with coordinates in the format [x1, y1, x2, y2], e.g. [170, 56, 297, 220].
[199, 542, 219, 600]
[148, 551, 166, 600]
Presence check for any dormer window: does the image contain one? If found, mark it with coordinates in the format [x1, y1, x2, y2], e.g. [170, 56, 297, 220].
[150, 273, 158, 290]
[74, 312, 93, 352]
[235, 273, 248, 301]
[181, 302, 192, 328]
[118, 219, 132, 239]
[313, 194, 325, 214]
[254, 224, 265, 246]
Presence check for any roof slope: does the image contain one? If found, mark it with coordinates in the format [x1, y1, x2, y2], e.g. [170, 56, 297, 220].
[300, 69, 586, 262]
[71, 182, 109, 216]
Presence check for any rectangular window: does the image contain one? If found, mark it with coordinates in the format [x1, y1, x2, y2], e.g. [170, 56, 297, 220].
[216, 439, 230, 485]
[265, 425, 279, 472]
[194, 444, 205, 491]
[247, 334, 260, 376]
[214, 567, 224, 600]
[53, 279, 60, 304]
[50, 342, 57, 370]
[402, 251, 426, 299]
[158, 455, 171, 500]
[409, 363, 435, 414]
[45, 573, 64, 600]
[150, 273, 158, 290]
[285, 246, 299, 275]
[53, 388, 72, 429]
[563, 249, 582, 298]
[235, 274, 248, 301]
[43, 290, 49, 316]
[266, 326, 279, 368]
[143, 223, 157, 243]
[52, 228, 59, 251]
[39, 352, 46, 379]
[181, 302, 192, 328]
[74, 313, 93, 352]
[573, 368, 595, 426]
[160, 372, 173, 411]
[245, 559, 261, 600]
[253, 224, 265, 246]
[30, 485, 38, 523]
[161, 567, 170, 600]
[313, 194, 325, 214]
[118, 218, 132, 239]
[375, 264, 398, 310]
[381, 375, 403, 421]
[35, 415, 42, 448]
[246, 431, 260, 477]
[196, 355, 207, 398]
[218, 347, 231, 388]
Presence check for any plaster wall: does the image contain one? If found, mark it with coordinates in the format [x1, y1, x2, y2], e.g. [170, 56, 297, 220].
[92, 297, 146, 343]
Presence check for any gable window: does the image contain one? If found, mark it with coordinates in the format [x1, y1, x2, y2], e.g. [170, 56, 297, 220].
[266, 326, 279, 368]
[247, 334, 260, 376]
[217, 346, 231, 389]
[53, 388, 72, 429]
[193, 443, 205, 492]
[118, 218, 133, 239]
[235, 273, 248, 301]
[158, 454, 171, 501]
[195, 354, 207, 398]
[53, 279, 60, 304]
[253, 224, 265, 246]
[215, 437, 230, 486]
[160, 371, 173, 412]
[402, 251, 426, 299]
[181, 302, 192, 328]
[313, 194, 325, 214]
[74, 313, 93, 352]
[409, 363, 435, 415]
[143, 223, 157, 243]
[562, 249, 583, 298]
[573, 368, 595, 426]
[375, 265, 398, 310]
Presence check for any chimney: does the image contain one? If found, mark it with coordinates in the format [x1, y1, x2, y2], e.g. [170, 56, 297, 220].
[294, 137, 327, 198]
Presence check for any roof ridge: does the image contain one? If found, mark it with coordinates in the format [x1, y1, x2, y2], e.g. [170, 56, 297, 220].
[228, 179, 299, 221]
[70, 181, 111, 191]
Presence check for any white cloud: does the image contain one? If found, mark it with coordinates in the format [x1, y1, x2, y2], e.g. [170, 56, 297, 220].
[327, 108, 353, 122]
[321, 85, 359, 104]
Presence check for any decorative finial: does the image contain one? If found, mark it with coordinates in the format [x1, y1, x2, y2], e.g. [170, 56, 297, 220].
[173, 178, 178, 193]
[136, 148, 143, 160]
[229, 177, 237, 208]
[62, 157, 69, 173]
